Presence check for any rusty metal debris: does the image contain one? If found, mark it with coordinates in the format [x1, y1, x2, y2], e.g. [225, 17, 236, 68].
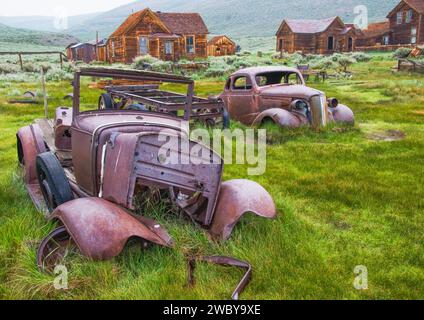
[220, 66, 354, 128]
[187, 256, 252, 300]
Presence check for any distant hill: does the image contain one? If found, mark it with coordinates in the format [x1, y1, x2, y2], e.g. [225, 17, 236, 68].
[67, 0, 400, 41]
[0, 0, 400, 50]
[0, 23, 79, 48]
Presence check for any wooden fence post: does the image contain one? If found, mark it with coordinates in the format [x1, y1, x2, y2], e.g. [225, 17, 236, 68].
[41, 68, 48, 119]
[60, 53, 63, 69]
[18, 53, 23, 71]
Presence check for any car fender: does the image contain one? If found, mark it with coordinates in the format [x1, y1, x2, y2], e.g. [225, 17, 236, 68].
[17, 124, 47, 184]
[329, 104, 354, 124]
[252, 108, 307, 128]
[43, 197, 173, 261]
[208, 179, 276, 241]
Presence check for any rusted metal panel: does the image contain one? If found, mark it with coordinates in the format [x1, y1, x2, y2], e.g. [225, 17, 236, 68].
[45, 197, 172, 261]
[209, 179, 276, 241]
[187, 256, 252, 300]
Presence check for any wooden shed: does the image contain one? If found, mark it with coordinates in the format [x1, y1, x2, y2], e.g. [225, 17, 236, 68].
[66, 42, 97, 63]
[107, 8, 209, 63]
[276, 16, 360, 54]
[207, 35, 236, 56]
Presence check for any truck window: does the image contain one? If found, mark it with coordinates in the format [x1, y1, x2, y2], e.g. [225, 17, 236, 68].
[233, 76, 252, 90]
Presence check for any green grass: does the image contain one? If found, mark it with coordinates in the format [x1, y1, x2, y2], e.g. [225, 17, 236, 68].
[0, 54, 424, 300]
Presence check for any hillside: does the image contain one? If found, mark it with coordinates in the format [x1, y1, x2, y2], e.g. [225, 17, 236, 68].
[67, 0, 400, 41]
[0, 23, 78, 48]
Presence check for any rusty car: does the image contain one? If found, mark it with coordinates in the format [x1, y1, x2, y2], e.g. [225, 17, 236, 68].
[219, 66, 354, 128]
[16, 67, 276, 274]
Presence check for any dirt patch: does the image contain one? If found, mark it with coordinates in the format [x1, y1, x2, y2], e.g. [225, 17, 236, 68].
[413, 110, 424, 115]
[367, 130, 406, 142]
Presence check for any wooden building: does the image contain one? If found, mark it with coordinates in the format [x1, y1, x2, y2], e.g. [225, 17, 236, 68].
[106, 8, 209, 63]
[387, 0, 424, 45]
[66, 42, 97, 63]
[356, 22, 392, 47]
[276, 16, 360, 54]
[207, 35, 236, 56]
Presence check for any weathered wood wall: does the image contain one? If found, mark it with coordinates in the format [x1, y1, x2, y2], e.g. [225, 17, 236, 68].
[207, 36, 236, 56]
[389, 2, 423, 45]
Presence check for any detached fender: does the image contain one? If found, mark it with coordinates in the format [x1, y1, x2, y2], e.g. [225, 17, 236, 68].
[17, 125, 47, 184]
[252, 108, 307, 128]
[208, 179, 276, 241]
[39, 197, 173, 265]
[329, 104, 354, 124]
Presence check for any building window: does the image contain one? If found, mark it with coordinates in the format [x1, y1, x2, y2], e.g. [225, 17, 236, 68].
[397, 11, 403, 24]
[165, 41, 173, 55]
[232, 76, 252, 90]
[406, 10, 413, 23]
[139, 37, 148, 55]
[411, 27, 417, 44]
[383, 35, 390, 45]
[186, 36, 195, 54]
[327, 36, 334, 50]
[111, 41, 115, 57]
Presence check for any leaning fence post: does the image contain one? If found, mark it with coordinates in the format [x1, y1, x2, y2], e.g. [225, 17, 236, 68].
[60, 53, 63, 69]
[41, 68, 48, 119]
[18, 53, 23, 71]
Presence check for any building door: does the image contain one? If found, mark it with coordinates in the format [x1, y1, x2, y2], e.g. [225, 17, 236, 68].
[383, 35, 390, 45]
[328, 36, 334, 51]
[139, 37, 148, 55]
[411, 27, 417, 45]
[348, 37, 353, 51]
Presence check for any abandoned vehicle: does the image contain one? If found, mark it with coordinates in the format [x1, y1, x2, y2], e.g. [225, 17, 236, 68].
[16, 68, 276, 272]
[106, 8, 209, 63]
[276, 16, 361, 54]
[219, 66, 354, 128]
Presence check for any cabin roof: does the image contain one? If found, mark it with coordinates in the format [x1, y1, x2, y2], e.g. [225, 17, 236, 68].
[156, 12, 209, 35]
[110, 8, 208, 37]
[387, 0, 424, 18]
[207, 35, 235, 46]
[281, 16, 341, 34]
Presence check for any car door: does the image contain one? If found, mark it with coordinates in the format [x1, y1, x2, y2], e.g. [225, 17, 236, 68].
[227, 75, 255, 124]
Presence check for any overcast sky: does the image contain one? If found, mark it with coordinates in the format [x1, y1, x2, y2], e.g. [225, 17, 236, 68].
[0, 0, 134, 17]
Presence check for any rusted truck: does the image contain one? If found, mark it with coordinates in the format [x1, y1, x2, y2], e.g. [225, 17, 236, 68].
[16, 68, 276, 272]
[220, 66, 354, 128]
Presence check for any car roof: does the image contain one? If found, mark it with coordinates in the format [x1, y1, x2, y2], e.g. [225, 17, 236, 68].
[231, 66, 300, 77]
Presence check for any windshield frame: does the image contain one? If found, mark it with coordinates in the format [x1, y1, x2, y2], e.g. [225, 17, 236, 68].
[254, 71, 305, 87]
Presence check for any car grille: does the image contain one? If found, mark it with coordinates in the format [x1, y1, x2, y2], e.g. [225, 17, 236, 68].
[310, 95, 328, 127]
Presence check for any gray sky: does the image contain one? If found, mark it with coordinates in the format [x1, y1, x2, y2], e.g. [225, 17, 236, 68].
[0, 0, 134, 17]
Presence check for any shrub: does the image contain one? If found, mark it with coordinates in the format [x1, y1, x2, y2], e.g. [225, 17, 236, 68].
[0, 63, 19, 74]
[133, 55, 161, 70]
[22, 62, 38, 73]
[393, 47, 412, 58]
[310, 57, 338, 70]
[350, 52, 371, 62]
[337, 55, 357, 72]
[45, 68, 73, 81]
[7, 88, 21, 96]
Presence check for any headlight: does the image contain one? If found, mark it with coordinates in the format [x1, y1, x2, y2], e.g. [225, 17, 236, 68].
[327, 97, 339, 108]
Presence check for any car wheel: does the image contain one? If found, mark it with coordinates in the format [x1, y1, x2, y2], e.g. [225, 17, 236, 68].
[36, 152, 74, 213]
[98, 93, 115, 110]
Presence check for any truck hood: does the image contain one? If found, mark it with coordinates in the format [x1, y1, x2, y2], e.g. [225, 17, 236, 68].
[259, 85, 324, 100]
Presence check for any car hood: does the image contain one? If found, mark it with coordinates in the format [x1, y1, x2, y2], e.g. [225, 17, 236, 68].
[259, 85, 324, 100]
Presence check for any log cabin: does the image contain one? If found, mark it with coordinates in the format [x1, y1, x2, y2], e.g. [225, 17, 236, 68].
[106, 8, 209, 63]
[356, 22, 392, 47]
[386, 0, 424, 45]
[276, 16, 360, 54]
[207, 35, 236, 56]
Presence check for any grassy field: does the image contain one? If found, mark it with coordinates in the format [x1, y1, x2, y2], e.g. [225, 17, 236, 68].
[0, 55, 423, 300]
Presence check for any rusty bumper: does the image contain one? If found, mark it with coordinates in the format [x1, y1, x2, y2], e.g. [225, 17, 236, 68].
[37, 197, 173, 271]
[187, 256, 252, 300]
[208, 179, 276, 241]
